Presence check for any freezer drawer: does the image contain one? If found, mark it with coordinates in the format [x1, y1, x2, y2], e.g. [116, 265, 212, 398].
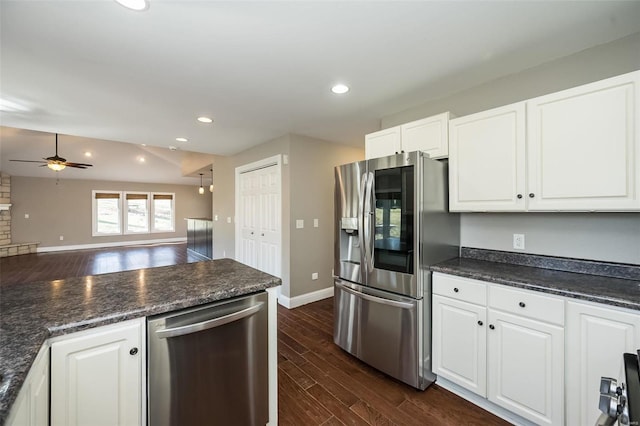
[147, 292, 269, 426]
[334, 279, 430, 389]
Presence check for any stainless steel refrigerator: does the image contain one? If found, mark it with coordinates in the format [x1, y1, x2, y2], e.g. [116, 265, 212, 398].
[333, 151, 459, 390]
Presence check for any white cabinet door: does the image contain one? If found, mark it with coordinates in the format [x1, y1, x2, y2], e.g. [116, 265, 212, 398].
[6, 344, 49, 426]
[449, 102, 526, 211]
[433, 295, 487, 397]
[527, 71, 640, 211]
[487, 310, 564, 426]
[51, 319, 144, 426]
[401, 112, 450, 159]
[566, 301, 640, 426]
[365, 126, 401, 159]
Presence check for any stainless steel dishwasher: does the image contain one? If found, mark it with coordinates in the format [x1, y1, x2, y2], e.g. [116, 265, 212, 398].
[147, 291, 269, 426]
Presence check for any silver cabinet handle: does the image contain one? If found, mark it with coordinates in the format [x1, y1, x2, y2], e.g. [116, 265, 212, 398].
[156, 302, 264, 339]
[335, 281, 415, 309]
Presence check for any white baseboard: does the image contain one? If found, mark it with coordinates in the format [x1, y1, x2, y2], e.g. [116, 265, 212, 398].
[278, 286, 334, 309]
[37, 237, 187, 253]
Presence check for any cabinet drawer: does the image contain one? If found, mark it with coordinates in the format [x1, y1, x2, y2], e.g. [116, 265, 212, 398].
[489, 284, 564, 326]
[433, 273, 487, 305]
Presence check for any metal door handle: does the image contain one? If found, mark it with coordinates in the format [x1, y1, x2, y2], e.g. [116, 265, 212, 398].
[477, 321, 483, 326]
[156, 302, 264, 339]
[363, 172, 374, 271]
[336, 281, 415, 309]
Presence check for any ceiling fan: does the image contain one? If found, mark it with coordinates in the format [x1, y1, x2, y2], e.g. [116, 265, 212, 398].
[10, 133, 93, 171]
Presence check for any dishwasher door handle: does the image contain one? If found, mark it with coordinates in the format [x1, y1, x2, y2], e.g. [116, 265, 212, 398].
[156, 302, 264, 339]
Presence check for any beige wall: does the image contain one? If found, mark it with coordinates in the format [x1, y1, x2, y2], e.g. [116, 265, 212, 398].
[11, 176, 212, 248]
[211, 134, 363, 299]
[380, 32, 640, 264]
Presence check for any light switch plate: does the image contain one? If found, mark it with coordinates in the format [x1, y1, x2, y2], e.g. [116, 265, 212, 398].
[296, 219, 304, 229]
[313, 219, 319, 228]
[312, 272, 318, 280]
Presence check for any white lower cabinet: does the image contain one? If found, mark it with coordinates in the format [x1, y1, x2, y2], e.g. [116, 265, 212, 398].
[433, 273, 564, 426]
[566, 300, 640, 426]
[488, 309, 564, 426]
[50, 318, 145, 426]
[6, 344, 50, 426]
[432, 295, 487, 397]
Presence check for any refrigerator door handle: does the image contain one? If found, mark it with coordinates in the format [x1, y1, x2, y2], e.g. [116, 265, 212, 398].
[335, 281, 416, 310]
[358, 172, 368, 276]
[363, 172, 374, 271]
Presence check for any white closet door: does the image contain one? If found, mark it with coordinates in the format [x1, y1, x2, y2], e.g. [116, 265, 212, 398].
[236, 161, 282, 278]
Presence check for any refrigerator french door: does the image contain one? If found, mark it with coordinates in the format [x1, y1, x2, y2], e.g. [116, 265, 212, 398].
[334, 151, 459, 390]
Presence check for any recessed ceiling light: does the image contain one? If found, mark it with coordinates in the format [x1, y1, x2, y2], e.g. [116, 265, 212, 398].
[141, 143, 147, 147]
[169, 146, 177, 151]
[114, 0, 149, 11]
[138, 156, 146, 163]
[197, 116, 213, 123]
[331, 84, 350, 94]
[84, 152, 92, 158]
[176, 137, 188, 142]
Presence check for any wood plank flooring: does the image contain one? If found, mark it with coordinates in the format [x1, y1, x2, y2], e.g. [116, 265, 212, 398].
[0, 242, 205, 285]
[2, 243, 510, 425]
[278, 298, 511, 426]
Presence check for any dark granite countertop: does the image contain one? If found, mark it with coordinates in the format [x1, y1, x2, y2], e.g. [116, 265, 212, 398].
[0, 258, 280, 425]
[431, 250, 640, 310]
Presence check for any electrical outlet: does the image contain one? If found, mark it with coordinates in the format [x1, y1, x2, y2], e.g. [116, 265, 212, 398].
[313, 218, 319, 228]
[59, 235, 64, 241]
[312, 272, 318, 280]
[226, 217, 231, 223]
[513, 234, 525, 250]
[24, 213, 29, 219]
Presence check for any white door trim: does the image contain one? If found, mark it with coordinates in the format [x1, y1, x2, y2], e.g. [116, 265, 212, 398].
[234, 155, 282, 277]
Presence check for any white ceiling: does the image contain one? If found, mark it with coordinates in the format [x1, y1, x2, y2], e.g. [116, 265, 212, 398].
[1, 1, 640, 170]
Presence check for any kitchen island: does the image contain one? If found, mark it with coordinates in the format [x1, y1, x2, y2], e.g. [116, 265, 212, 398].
[0, 258, 280, 425]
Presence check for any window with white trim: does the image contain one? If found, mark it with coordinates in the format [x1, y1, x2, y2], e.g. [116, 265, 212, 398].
[93, 191, 122, 235]
[125, 192, 150, 234]
[92, 191, 175, 236]
[151, 193, 175, 232]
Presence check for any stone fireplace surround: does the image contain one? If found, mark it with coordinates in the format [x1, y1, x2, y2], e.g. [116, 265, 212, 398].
[0, 172, 39, 257]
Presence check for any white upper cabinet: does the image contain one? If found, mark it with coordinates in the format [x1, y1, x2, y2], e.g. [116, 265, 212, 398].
[365, 126, 401, 159]
[449, 103, 526, 211]
[365, 112, 451, 160]
[527, 71, 640, 211]
[400, 112, 451, 159]
[449, 71, 640, 212]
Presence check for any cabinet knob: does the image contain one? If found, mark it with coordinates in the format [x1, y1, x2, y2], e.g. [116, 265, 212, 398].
[519, 302, 526, 308]
[250, 231, 254, 235]
[489, 324, 495, 330]
[529, 193, 535, 198]
[129, 347, 139, 356]
[261, 233, 265, 237]
[453, 287, 459, 293]
[477, 320, 483, 326]
[517, 194, 523, 199]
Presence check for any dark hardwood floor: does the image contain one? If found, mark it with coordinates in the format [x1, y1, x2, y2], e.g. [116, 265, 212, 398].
[2, 244, 509, 425]
[0, 242, 205, 285]
[278, 298, 510, 426]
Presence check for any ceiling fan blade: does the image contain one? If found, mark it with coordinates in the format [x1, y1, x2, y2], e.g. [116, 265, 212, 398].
[64, 162, 93, 167]
[10, 159, 48, 163]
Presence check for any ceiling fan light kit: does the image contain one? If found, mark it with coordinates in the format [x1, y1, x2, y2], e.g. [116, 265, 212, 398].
[9, 133, 93, 172]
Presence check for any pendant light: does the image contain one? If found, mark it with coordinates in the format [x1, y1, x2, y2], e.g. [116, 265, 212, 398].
[209, 168, 214, 192]
[198, 173, 204, 195]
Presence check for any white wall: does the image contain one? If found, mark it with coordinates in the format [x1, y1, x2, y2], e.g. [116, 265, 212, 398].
[381, 32, 640, 265]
